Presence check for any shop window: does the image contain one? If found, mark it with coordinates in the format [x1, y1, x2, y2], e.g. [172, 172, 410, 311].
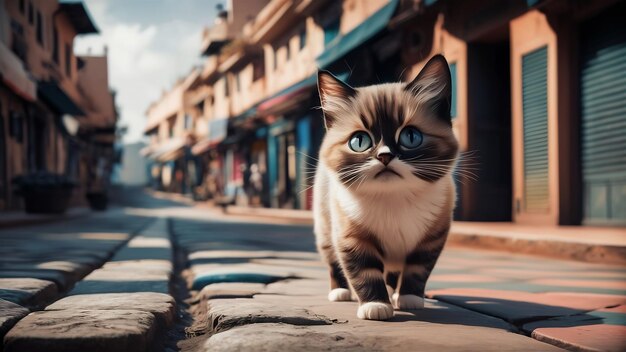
[9, 112, 24, 143]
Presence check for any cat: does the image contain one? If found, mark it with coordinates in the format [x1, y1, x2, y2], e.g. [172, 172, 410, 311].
[313, 54, 458, 321]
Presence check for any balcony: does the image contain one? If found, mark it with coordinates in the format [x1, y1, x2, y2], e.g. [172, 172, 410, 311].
[201, 17, 232, 56]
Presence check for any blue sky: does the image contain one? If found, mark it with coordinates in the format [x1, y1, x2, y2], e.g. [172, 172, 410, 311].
[74, 0, 221, 143]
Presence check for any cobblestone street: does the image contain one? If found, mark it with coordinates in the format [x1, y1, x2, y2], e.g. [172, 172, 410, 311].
[1, 188, 624, 351]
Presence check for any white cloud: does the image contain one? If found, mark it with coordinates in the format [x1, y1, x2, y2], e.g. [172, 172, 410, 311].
[74, 2, 205, 143]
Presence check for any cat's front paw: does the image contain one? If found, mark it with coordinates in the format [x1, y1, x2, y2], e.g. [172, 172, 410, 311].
[357, 302, 394, 320]
[328, 288, 352, 302]
[392, 293, 424, 310]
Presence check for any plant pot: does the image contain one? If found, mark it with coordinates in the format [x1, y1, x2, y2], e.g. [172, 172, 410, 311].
[22, 187, 73, 214]
[86, 192, 108, 211]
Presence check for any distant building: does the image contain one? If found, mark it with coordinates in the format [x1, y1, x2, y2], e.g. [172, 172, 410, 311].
[115, 142, 148, 186]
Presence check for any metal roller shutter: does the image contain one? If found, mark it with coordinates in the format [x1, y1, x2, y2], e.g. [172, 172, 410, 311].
[522, 46, 549, 213]
[580, 7, 626, 225]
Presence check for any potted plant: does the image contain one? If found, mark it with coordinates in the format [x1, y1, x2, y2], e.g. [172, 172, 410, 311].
[86, 192, 108, 211]
[12, 172, 75, 214]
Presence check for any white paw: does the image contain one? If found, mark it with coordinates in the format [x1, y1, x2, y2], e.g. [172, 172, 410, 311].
[392, 293, 424, 310]
[357, 302, 394, 320]
[328, 288, 352, 302]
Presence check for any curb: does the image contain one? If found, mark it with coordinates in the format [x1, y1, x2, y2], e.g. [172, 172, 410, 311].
[447, 231, 626, 265]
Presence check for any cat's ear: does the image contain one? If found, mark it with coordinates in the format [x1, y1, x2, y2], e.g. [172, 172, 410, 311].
[317, 70, 356, 129]
[405, 54, 452, 123]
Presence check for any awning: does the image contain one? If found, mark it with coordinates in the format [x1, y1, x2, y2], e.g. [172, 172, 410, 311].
[0, 42, 36, 101]
[316, 0, 399, 69]
[150, 137, 187, 162]
[191, 118, 229, 155]
[233, 106, 258, 125]
[59, 1, 99, 34]
[257, 72, 349, 115]
[38, 81, 85, 116]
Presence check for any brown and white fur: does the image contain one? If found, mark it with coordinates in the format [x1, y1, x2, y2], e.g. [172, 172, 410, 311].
[314, 55, 458, 320]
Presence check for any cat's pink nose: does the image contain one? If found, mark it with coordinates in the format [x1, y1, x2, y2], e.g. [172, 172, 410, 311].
[377, 152, 394, 166]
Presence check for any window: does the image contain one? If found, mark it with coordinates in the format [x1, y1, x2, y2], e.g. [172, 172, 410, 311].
[273, 47, 278, 70]
[19, 0, 25, 14]
[52, 26, 59, 63]
[65, 43, 71, 76]
[236, 72, 241, 92]
[299, 28, 307, 50]
[449, 62, 457, 118]
[35, 11, 43, 46]
[252, 58, 264, 82]
[324, 18, 340, 47]
[224, 78, 229, 97]
[285, 44, 290, 62]
[27, 2, 34, 24]
[184, 115, 193, 130]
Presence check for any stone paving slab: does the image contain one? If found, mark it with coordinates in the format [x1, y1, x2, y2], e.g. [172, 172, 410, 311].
[69, 269, 170, 295]
[206, 298, 334, 333]
[3, 309, 156, 352]
[203, 297, 563, 352]
[523, 305, 626, 352]
[46, 292, 176, 330]
[0, 299, 28, 340]
[198, 282, 265, 300]
[429, 288, 626, 324]
[0, 278, 58, 309]
[170, 216, 625, 351]
[0, 269, 70, 291]
[69, 219, 173, 296]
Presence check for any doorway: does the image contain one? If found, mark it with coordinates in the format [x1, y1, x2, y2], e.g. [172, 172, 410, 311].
[463, 34, 513, 221]
[0, 103, 7, 210]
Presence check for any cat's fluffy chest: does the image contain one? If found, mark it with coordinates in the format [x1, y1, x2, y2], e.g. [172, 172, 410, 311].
[330, 176, 452, 260]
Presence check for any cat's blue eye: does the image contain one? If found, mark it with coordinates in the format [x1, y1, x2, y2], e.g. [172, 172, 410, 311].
[348, 132, 372, 152]
[398, 127, 423, 149]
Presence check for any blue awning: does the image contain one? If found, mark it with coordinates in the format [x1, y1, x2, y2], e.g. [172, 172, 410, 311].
[233, 106, 258, 124]
[316, 0, 399, 69]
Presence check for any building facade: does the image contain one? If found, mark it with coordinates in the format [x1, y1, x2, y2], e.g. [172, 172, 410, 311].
[0, 0, 118, 211]
[146, 0, 625, 227]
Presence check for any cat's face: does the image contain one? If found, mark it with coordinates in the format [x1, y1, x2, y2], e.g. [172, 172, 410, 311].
[317, 55, 459, 193]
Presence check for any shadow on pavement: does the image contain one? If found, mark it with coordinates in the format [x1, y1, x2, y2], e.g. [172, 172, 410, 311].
[109, 186, 191, 209]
